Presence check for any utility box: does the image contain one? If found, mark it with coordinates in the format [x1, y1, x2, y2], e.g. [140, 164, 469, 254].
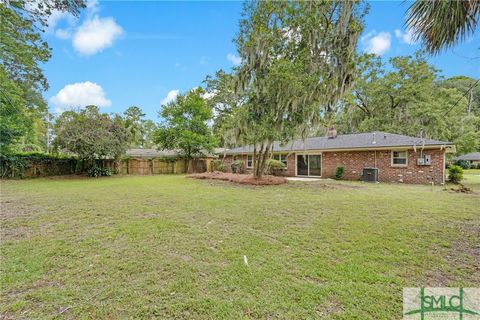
[417, 155, 432, 166]
[363, 167, 378, 182]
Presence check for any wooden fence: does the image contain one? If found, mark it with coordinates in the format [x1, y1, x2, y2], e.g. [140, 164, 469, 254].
[120, 158, 211, 175]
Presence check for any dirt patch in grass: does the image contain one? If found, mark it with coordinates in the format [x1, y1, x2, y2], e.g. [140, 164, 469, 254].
[426, 223, 480, 286]
[188, 171, 287, 185]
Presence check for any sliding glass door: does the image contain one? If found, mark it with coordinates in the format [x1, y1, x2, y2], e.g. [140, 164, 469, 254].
[296, 154, 322, 177]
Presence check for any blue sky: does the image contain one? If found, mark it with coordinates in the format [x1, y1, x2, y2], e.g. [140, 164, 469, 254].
[43, 0, 480, 120]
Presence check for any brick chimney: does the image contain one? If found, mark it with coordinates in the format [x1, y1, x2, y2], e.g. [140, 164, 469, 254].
[327, 126, 337, 139]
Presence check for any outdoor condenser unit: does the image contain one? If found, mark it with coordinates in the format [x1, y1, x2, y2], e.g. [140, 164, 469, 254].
[363, 167, 378, 182]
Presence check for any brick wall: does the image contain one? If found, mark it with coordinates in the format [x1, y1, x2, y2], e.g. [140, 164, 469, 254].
[221, 148, 446, 184]
[322, 148, 445, 184]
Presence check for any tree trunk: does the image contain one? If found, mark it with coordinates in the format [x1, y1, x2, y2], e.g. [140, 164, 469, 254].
[253, 142, 272, 180]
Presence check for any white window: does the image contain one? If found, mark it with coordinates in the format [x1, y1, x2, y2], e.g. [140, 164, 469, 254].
[272, 154, 288, 168]
[392, 151, 408, 166]
[247, 155, 253, 168]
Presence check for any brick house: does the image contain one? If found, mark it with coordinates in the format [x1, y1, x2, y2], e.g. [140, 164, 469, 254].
[218, 132, 456, 184]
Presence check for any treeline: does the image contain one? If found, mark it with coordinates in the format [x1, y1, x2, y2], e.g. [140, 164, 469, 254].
[333, 53, 480, 154]
[206, 53, 479, 156]
[1, 1, 478, 163]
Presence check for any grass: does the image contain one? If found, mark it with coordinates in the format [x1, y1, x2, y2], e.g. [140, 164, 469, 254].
[463, 169, 480, 189]
[1, 175, 479, 319]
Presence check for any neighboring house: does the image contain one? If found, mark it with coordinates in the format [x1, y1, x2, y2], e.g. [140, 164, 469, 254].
[454, 152, 480, 166]
[219, 132, 456, 184]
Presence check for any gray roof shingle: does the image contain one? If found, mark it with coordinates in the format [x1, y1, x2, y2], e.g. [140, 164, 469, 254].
[125, 148, 218, 158]
[222, 132, 453, 154]
[454, 152, 480, 161]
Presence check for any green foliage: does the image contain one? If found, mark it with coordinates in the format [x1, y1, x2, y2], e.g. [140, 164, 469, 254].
[336, 54, 480, 154]
[123, 106, 157, 148]
[335, 165, 345, 180]
[0, 152, 77, 178]
[0, 1, 85, 155]
[221, 1, 366, 178]
[454, 160, 471, 170]
[448, 165, 464, 184]
[212, 160, 228, 172]
[154, 88, 216, 159]
[231, 160, 245, 174]
[266, 159, 286, 176]
[88, 166, 112, 177]
[406, 1, 480, 54]
[54, 106, 129, 161]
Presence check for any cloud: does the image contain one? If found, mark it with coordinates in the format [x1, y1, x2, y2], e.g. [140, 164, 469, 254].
[395, 28, 417, 45]
[50, 81, 112, 111]
[161, 90, 180, 105]
[73, 16, 123, 56]
[55, 28, 72, 39]
[227, 53, 242, 66]
[361, 31, 391, 55]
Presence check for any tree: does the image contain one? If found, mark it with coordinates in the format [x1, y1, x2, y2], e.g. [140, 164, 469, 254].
[154, 88, 216, 168]
[123, 106, 146, 147]
[141, 119, 157, 148]
[0, 0, 85, 154]
[204, 70, 243, 147]
[438, 76, 480, 117]
[406, 0, 480, 54]
[54, 106, 129, 164]
[122, 106, 158, 148]
[335, 53, 480, 154]
[228, 1, 366, 179]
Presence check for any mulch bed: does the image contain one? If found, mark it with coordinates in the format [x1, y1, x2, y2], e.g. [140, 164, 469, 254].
[187, 171, 287, 185]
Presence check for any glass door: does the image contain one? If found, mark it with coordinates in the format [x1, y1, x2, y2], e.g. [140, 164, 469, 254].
[296, 154, 322, 177]
[308, 155, 321, 176]
[296, 154, 309, 176]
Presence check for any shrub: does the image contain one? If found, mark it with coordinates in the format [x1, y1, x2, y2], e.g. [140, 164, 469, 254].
[212, 160, 228, 172]
[88, 166, 112, 177]
[231, 160, 246, 174]
[477, 163, 480, 169]
[265, 159, 286, 176]
[454, 160, 471, 170]
[335, 165, 345, 180]
[448, 165, 463, 184]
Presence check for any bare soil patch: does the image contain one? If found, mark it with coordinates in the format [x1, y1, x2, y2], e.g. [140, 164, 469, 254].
[188, 171, 287, 185]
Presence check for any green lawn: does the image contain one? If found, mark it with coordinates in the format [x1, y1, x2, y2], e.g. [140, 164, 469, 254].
[1, 175, 479, 319]
[464, 169, 480, 189]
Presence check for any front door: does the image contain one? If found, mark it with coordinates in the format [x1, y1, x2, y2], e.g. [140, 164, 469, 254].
[296, 154, 322, 177]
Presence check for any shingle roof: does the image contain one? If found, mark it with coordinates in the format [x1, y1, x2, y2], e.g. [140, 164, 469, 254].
[125, 149, 179, 158]
[222, 132, 453, 154]
[454, 152, 480, 161]
[125, 148, 218, 158]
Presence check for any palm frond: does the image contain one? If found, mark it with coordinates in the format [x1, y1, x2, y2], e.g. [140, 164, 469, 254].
[406, 0, 480, 54]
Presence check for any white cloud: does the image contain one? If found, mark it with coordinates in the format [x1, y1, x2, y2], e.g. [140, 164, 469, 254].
[161, 90, 180, 105]
[50, 81, 112, 111]
[55, 28, 72, 39]
[227, 53, 242, 66]
[362, 31, 391, 55]
[73, 16, 123, 56]
[46, 10, 72, 31]
[395, 28, 417, 45]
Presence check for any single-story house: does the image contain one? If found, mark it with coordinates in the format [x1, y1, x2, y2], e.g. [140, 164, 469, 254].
[454, 152, 480, 166]
[219, 131, 456, 184]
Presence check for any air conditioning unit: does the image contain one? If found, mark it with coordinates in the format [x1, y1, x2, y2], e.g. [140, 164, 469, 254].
[363, 167, 378, 182]
[417, 155, 432, 166]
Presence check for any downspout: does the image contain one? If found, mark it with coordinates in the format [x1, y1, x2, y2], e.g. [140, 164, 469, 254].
[442, 145, 446, 184]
